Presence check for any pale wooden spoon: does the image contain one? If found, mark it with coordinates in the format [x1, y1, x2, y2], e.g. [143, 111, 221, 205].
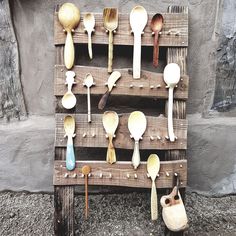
[83, 13, 95, 59]
[102, 111, 119, 164]
[163, 63, 180, 142]
[58, 3, 80, 69]
[147, 154, 160, 220]
[130, 6, 148, 79]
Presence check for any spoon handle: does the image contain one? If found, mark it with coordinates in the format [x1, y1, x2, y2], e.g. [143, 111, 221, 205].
[64, 30, 74, 69]
[66, 135, 75, 170]
[133, 32, 142, 79]
[151, 180, 158, 220]
[132, 140, 140, 169]
[153, 32, 159, 67]
[87, 87, 91, 122]
[108, 30, 113, 73]
[88, 31, 93, 59]
[98, 90, 110, 110]
[168, 87, 175, 141]
[106, 134, 116, 164]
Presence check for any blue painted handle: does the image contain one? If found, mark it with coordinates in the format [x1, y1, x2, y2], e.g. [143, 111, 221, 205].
[66, 143, 75, 171]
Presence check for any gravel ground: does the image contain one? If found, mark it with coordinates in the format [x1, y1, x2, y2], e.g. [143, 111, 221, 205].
[0, 190, 236, 236]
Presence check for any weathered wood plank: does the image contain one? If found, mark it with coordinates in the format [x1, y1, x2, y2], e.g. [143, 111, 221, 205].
[55, 113, 187, 150]
[54, 12, 188, 47]
[54, 65, 189, 99]
[53, 160, 187, 188]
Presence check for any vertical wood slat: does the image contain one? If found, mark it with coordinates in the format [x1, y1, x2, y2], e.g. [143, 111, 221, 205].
[54, 45, 75, 236]
[164, 6, 188, 236]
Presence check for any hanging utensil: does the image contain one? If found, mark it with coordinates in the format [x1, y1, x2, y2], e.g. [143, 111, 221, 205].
[83, 13, 95, 59]
[102, 111, 119, 164]
[128, 111, 147, 169]
[103, 8, 118, 73]
[82, 165, 91, 219]
[98, 71, 121, 110]
[130, 6, 148, 79]
[83, 73, 94, 122]
[58, 3, 80, 69]
[62, 71, 76, 109]
[163, 63, 180, 142]
[64, 115, 76, 171]
[151, 14, 164, 67]
[147, 154, 160, 220]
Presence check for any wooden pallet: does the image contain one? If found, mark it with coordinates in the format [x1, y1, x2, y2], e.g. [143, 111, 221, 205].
[53, 5, 188, 236]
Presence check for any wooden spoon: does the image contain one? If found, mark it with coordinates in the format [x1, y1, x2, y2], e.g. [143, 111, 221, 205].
[163, 63, 180, 142]
[82, 165, 91, 219]
[83, 73, 94, 122]
[64, 115, 76, 171]
[147, 154, 160, 221]
[58, 3, 80, 69]
[62, 71, 76, 109]
[98, 71, 121, 110]
[103, 8, 118, 73]
[130, 6, 148, 79]
[151, 14, 164, 67]
[128, 111, 147, 169]
[102, 111, 119, 164]
[83, 13, 95, 59]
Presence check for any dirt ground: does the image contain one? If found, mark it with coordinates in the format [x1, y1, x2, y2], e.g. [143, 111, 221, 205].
[0, 190, 235, 236]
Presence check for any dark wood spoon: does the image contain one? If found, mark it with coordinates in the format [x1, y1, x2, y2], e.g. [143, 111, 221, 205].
[151, 14, 164, 67]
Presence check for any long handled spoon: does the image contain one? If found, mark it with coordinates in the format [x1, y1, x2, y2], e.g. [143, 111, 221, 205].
[147, 154, 160, 220]
[163, 63, 180, 142]
[58, 3, 80, 69]
[102, 111, 119, 164]
[83, 73, 94, 122]
[62, 71, 76, 109]
[82, 165, 91, 219]
[151, 14, 164, 67]
[83, 13, 95, 59]
[130, 6, 148, 79]
[128, 111, 147, 169]
[103, 8, 118, 73]
[64, 115, 76, 170]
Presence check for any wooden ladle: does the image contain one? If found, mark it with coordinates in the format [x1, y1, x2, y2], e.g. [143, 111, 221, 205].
[147, 154, 160, 221]
[62, 71, 76, 109]
[64, 115, 76, 171]
[83, 13, 95, 59]
[103, 8, 118, 73]
[102, 111, 119, 164]
[163, 63, 180, 142]
[128, 111, 147, 169]
[58, 3, 80, 69]
[130, 6, 148, 79]
[151, 14, 164, 67]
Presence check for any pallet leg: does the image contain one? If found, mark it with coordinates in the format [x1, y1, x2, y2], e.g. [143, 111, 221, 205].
[54, 186, 75, 236]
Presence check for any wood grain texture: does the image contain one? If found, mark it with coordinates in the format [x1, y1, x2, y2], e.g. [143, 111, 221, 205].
[54, 65, 189, 99]
[53, 160, 187, 188]
[54, 12, 188, 47]
[55, 113, 187, 150]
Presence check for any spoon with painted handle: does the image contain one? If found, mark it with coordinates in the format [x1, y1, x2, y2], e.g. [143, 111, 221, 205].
[163, 63, 180, 142]
[130, 6, 148, 79]
[58, 3, 80, 69]
[83, 13, 95, 59]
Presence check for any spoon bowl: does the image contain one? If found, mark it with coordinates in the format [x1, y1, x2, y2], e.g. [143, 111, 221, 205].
[164, 63, 180, 87]
[84, 73, 94, 122]
[62, 92, 76, 109]
[84, 73, 94, 88]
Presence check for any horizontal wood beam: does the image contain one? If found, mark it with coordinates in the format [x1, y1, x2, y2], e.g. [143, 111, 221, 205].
[53, 160, 187, 188]
[54, 65, 189, 99]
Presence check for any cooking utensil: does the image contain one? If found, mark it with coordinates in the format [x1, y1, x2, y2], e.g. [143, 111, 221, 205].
[103, 8, 118, 73]
[128, 111, 147, 169]
[102, 111, 119, 164]
[151, 14, 164, 67]
[58, 3, 80, 69]
[163, 63, 180, 142]
[160, 186, 188, 231]
[147, 154, 160, 220]
[64, 115, 76, 171]
[82, 165, 91, 219]
[83, 13, 95, 59]
[83, 73, 94, 122]
[62, 71, 77, 109]
[130, 6, 148, 79]
[98, 71, 121, 110]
